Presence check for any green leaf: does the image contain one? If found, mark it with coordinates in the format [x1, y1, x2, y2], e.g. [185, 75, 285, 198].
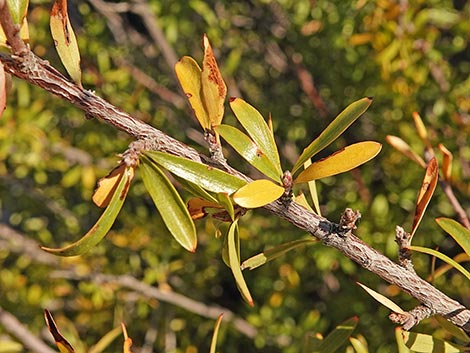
[209, 314, 224, 353]
[0, 62, 5, 120]
[44, 309, 76, 353]
[7, 0, 29, 24]
[436, 218, 470, 257]
[229, 98, 282, 176]
[435, 315, 470, 344]
[50, 0, 82, 85]
[304, 159, 321, 215]
[410, 246, 470, 281]
[395, 328, 412, 353]
[292, 97, 373, 174]
[216, 192, 235, 221]
[357, 282, 405, 314]
[41, 166, 132, 256]
[241, 238, 317, 270]
[87, 326, 122, 353]
[402, 331, 466, 353]
[349, 337, 369, 353]
[232, 179, 284, 208]
[144, 151, 246, 194]
[215, 124, 282, 181]
[315, 317, 359, 353]
[294, 141, 382, 184]
[174, 56, 209, 129]
[140, 157, 197, 252]
[0, 341, 23, 353]
[227, 220, 254, 306]
[173, 174, 219, 204]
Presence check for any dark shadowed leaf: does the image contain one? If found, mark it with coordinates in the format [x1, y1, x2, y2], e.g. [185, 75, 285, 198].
[436, 218, 470, 256]
[315, 317, 359, 353]
[435, 316, 470, 344]
[87, 326, 122, 353]
[44, 309, 76, 353]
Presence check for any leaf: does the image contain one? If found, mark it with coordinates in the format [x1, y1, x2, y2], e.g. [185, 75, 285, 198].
[294, 141, 382, 184]
[401, 330, 466, 353]
[6, 0, 29, 24]
[201, 34, 227, 127]
[140, 157, 197, 252]
[315, 317, 359, 353]
[438, 144, 453, 182]
[227, 220, 254, 305]
[0, 341, 23, 353]
[410, 246, 470, 281]
[121, 323, 133, 353]
[241, 238, 317, 270]
[292, 97, 373, 174]
[144, 150, 246, 194]
[187, 197, 223, 220]
[41, 166, 132, 256]
[50, 0, 82, 85]
[435, 315, 470, 344]
[386, 135, 426, 168]
[215, 124, 282, 181]
[436, 218, 470, 257]
[173, 174, 219, 204]
[88, 326, 122, 353]
[216, 192, 235, 221]
[92, 163, 134, 208]
[0, 62, 5, 120]
[294, 192, 315, 213]
[349, 336, 369, 353]
[44, 309, 76, 353]
[174, 56, 209, 129]
[395, 327, 412, 353]
[410, 157, 438, 238]
[232, 179, 284, 208]
[304, 159, 321, 215]
[229, 98, 282, 176]
[209, 314, 224, 353]
[356, 282, 405, 314]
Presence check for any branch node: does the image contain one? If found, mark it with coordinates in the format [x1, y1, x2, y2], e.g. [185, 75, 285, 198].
[281, 170, 293, 206]
[338, 208, 361, 235]
[395, 225, 415, 273]
[121, 140, 147, 167]
[205, 129, 225, 163]
[389, 305, 434, 331]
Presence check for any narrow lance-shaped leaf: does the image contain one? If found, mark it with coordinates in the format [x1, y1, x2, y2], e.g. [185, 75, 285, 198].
[201, 34, 227, 128]
[144, 150, 247, 194]
[0, 62, 5, 119]
[412, 111, 434, 154]
[121, 323, 133, 353]
[41, 166, 133, 256]
[232, 179, 284, 208]
[227, 220, 254, 306]
[438, 143, 453, 182]
[215, 124, 281, 181]
[140, 157, 197, 252]
[229, 98, 282, 176]
[241, 238, 317, 270]
[386, 135, 426, 168]
[410, 157, 438, 238]
[315, 317, 359, 353]
[6, 0, 29, 24]
[174, 56, 209, 130]
[410, 246, 470, 281]
[209, 314, 224, 353]
[436, 218, 470, 257]
[87, 326, 122, 353]
[294, 141, 382, 184]
[349, 337, 369, 353]
[50, 0, 82, 85]
[173, 174, 219, 204]
[402, 330, 465, 353]
[292, 97, 373, 174]
[92, 163, 134, 208]
[304, 159, 321, 215]
[294, 192, 315, 213]
[44, 309, 76, 353]
[435, 315, 470, 344]
[356, 282, 405, 314]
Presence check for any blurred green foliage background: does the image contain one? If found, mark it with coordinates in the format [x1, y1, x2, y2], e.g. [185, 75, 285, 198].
[1, 0, 469, 352]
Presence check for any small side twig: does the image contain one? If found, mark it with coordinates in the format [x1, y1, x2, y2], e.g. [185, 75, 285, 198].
[389, 305, 434, 331]
[395, 226, 415, 273]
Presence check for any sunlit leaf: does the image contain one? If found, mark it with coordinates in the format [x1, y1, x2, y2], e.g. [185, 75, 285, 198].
[395, 328, 412, 353]
[201, 34, 227, 127]
[241, 238, 317, 270]
[41, 167, 132, 256]
[0, 341, 22, 353]
[292, 97, 373, 174]
[140, 157, 197, 252]
[402, 330, 466, 353]
[232, 179, 284, 208]
[209, 314, 224, 353]
[410, 246, 470, 281]
[356, 282, 405, 314]
[88, 326, 122, 353]
[229, 98, 282, 176]
[294, 192, 315, 213]
[44, 309, 76, 353]
[435, 315, 470, 344]
[436, 218, 470, 257]
[174, 56, 209, 129]
[304, 159, 321, 215]
[187, 197, 223, 220]
[386, 135, 426, 168]
[438, 144, 453, 182]
[92, 163, 134, 208]
[294, 141, 382, 184]
[50, 0, 82, 85]
[0, 62, 5, 119]
[121, 323, 133, 353]
[315, 317, 359, 353]
[227, 220, 253, 305]
[6, 0, 29, 24]
[215, 124, 281, 181]
[430, 253, 470, 281]
[144, 150, 247, 194]
[410, 157, 438, 238]
[173, 174, 219, 204]
[349, 336, 369, 353]
[412, 112, 433, 152]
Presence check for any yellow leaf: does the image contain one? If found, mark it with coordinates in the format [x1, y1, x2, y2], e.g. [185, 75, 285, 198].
[0, 62, 5, 119]
[50, 0, 82, 85]
[294, 141, 382, 184]
[201, 34, 227, 127]
[174, 56, 209, 129]
[232, 179, 284, 208]
[187, 197, 223, 220]
[412, 112, 433, 154]
[121, 323, 133, 353]
[92, 163, 134, 208]
[438, 143, 453, 182]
